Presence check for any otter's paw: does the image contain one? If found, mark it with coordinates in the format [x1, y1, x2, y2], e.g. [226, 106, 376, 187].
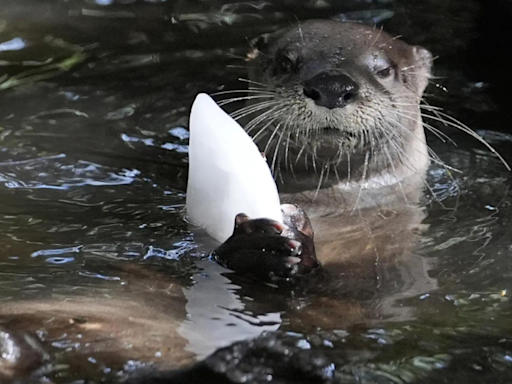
[213, 205, 319, 280]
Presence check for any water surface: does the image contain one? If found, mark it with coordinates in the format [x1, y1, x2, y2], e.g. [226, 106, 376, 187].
[1, 0, 512, 382]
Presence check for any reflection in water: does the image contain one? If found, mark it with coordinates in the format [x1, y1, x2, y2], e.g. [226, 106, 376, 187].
[1, 0, 512, 382]
[179, 260, 281, 360]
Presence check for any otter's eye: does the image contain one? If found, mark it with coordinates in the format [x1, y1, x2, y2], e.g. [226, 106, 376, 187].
[376, 66, 393, 79]
[278, 56, 295, 73]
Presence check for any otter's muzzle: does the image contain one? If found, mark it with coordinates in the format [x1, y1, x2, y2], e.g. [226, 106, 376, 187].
[302, 71, 359, 109]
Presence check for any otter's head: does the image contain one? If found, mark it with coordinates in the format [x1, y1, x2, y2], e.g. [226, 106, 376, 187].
[244, 20, 432, 180]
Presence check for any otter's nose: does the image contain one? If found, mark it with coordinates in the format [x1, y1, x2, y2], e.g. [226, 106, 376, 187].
[303, 72, 359, 109]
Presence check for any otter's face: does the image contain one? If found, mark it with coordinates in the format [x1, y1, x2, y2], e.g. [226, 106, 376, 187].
[246, 20, 432, 165]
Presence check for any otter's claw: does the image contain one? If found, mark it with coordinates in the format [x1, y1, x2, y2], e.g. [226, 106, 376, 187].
[213, 205, 319, 280]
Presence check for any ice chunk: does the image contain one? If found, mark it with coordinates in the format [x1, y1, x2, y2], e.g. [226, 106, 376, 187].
[186, 93, 282, 243]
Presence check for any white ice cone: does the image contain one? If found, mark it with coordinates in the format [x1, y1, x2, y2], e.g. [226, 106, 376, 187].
[186, 93, 282, 243]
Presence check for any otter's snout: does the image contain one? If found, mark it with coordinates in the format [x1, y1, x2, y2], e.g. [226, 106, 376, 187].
[302, 71, 359, 109]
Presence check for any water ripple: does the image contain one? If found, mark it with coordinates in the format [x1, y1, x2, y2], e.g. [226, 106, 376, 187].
[0, 154, 141, 190]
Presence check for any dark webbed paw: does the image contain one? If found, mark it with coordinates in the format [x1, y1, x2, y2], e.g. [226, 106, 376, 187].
[213, 204, 319, 280]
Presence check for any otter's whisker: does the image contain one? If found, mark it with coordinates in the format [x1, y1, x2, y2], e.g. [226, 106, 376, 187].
[264, 122, 283, 155]
[213, 89, 276, 96]
[405, 72, 446, 81]
[402, 54, 438, 72]
[333, 161, 341, 184]
[394, 109, 457, 146]
[324, 161, 331, 184]
[421, 98, 461, 137]
[284, 129, 292, 172]
[284, 130, 298, 181]
[280, 113, 296, 173]
[352, 151, 370, 214]
[295, 143, 307, 166]
[385, 116, 462, 205]
[251, 112, 285, 142]
[244, 105, 284, 134]
[230, 99, 280, 115]
[420, 111, 510, 170]
[378, 34, 403, 49]
[332, 144, 344, 167]
[226, 52, 252, 61]
[313, 161, 328, 200]
[293, 16, 306, 46]
[386, 115, 461, 173]
[311, 145, 318, 174]
[231, 101, 281, 121]
[368, 126, 376, 160]
[271, 124, 287, 178]
[238, 77, 271, 89]
[383, 122, 451, 205]
[392, 102, 442, 111]
[241, 102, 283, 122]
[384, 115, 461, 205]
[369, 24, 384, 50]
[217, 95, 276, 106]
[395, 99, 459, 146]
[247, 106, 287, 133]
[380, 128, 409, 204]
[347, 151, 351, 183]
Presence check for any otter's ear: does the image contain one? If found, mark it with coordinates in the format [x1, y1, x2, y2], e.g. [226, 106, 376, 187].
[246, 28, 286, 61]
[246, 32, 272, 61]
[412, 46, 433, 72]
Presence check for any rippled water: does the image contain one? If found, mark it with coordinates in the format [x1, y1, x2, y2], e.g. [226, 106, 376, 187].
[1, 0, 512, 383]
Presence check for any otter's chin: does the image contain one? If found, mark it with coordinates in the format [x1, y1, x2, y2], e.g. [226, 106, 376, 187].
[305, 128, 357, 160]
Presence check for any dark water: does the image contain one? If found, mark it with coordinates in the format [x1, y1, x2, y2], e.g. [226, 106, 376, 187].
[1, 0, 512, 383]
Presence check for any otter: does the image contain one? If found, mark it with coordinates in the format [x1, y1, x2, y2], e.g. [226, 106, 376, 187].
[1, 20, 439, 382]
[214, 20, 433, 282]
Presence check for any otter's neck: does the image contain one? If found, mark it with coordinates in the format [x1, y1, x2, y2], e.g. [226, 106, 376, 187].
[279, 118, 429, 215]
[343, 118, 429, 189]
